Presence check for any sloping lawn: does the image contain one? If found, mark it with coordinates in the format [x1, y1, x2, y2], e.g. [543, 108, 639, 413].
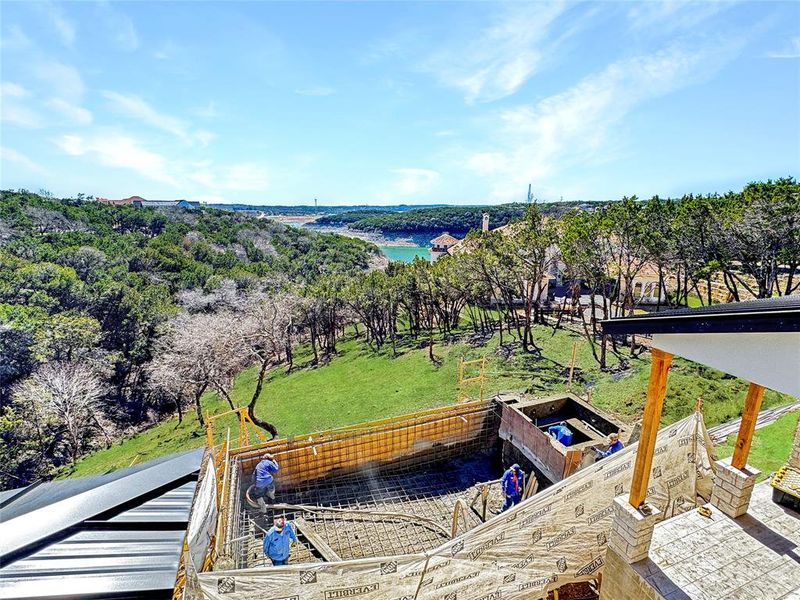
[715, 410, 800, 481]
[65, 326, 794, 478]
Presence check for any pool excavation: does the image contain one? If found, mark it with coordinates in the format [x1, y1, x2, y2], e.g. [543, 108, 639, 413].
[179, 395, 714, 600]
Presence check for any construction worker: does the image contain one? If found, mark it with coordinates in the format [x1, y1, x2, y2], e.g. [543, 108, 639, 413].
[263, 515, 297, 566]
[253, 453, 280, 510]
[547, 421, 573, 446]
[594, 432, 624, 459]
[501, 464, 525, 512]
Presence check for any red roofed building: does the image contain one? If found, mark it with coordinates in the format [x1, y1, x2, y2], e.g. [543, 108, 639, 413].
[429, 232, 460, 261]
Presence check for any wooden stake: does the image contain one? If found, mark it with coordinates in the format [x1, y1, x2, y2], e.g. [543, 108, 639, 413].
[731, 383, 766, 470]
[629, 348, 672, 508]
[568, 341, 578, 387]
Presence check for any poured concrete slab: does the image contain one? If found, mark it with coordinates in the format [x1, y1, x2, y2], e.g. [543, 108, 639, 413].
[632, 482, 800, 599]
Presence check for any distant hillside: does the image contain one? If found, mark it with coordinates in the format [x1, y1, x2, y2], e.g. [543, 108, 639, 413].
[317, 201, 598, 234]
[208, 203, 447, 215]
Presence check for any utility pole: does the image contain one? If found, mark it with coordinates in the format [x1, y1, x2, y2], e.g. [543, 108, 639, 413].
[527, 184, 533, 204]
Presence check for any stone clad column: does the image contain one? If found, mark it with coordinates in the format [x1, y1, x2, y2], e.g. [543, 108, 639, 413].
[607, 496, 662, 563]
[710, 457, 760, 518]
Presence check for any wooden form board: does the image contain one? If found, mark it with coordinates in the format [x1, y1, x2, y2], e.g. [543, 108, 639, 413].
[234, 401, 498, 488]
[294, 517, 341, 562]
[498, 403, 567, 483]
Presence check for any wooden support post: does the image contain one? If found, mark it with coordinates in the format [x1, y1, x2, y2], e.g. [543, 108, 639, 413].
[731, 383, 766, 470]
[629, 348, 672, 508]
[568, 341, 577, 387]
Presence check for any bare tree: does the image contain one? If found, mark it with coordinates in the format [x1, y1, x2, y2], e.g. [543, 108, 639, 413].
[237, 293, 296, 438]
[150, 311, 246, 427]
[12, 362, 109, 465]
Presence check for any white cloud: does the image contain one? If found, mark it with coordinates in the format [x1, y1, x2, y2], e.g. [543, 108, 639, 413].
[96, 1, 139, 51]
[766, 36, 800, 59]
[102, 91, 212, 146]
[1, 82, 43, 128]
[35, 1, 76, 47]
[1, 82, 28, 98]
[434, 130, 456, 137]
[46, 98, 92, 125]
[0, 146, 47, 175]
[34, 61, 85, 101]
[463, 42, 744, 200]
[421, 2, 571, 103]
[187, 162, 269, 192]
[53, 133, 179, 186]
[1, 25, 32, 51]
[389, 168, 441, 196]
[627, 1, 732, 33]
[294, 86, 336, 97]
[192, 101, 218, 119]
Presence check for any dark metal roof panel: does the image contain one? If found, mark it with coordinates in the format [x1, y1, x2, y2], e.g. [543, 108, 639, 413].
[0, 530, 185, 599]
[601, 296, 800, 335]
[107, 480, 196, 523]
[0, 449, 203, 559]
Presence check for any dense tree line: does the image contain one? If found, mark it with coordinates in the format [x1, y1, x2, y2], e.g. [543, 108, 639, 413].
[0, 191, 379, 488]
[315, 201, 591, 234]
[1, 178, 796, 488]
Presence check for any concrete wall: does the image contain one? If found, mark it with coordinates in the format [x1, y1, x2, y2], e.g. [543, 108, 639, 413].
[599, 548, 665, 600]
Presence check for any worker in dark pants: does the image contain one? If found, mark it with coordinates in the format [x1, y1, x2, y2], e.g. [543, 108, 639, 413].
[594, 433, 624, 460]
[501, 463, 525, 512]
[263, 515, 297, 566]
[252, 453, 279, 511]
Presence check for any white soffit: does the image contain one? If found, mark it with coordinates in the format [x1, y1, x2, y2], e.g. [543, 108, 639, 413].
[652, 332, 800, 398]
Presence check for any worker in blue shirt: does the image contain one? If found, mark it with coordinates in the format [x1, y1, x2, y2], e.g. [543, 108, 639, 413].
[594, 433, 624, 459]
[263, 515, 297, 566]
[253, 453, 280, 510]
[547, 421, 573, 446]
[500, 464, 525, 512]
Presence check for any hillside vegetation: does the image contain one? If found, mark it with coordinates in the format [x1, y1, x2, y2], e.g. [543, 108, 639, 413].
[2, 179, 797, 489]
[0, 191, 378, 488]
[67, 323, 791, 478]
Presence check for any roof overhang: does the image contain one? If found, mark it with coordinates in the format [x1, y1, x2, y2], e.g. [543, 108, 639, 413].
[601, 297, 800, 397]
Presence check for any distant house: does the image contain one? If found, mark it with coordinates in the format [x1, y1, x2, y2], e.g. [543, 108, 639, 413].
[97, 196, 200, 209]
[429, 232, 460, 261]
[96, 196, 137, 206]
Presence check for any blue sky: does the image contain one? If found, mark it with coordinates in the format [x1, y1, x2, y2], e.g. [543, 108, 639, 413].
[1, 1, 798, 205]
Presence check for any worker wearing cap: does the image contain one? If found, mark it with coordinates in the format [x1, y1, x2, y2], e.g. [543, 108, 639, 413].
[594, 433, 624, 459]
[253, 453, 280, 510]
[547, 421, 573, 446]
[263, 515, 297, 566]
[501, 463, 525, 512]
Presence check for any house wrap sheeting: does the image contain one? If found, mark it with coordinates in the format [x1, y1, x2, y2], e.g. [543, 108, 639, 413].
[195, 412, 715, 600]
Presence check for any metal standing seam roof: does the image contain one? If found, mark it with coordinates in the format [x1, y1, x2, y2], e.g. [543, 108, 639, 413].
[600, 295, 800, 335]
[0, 448, 204, 600]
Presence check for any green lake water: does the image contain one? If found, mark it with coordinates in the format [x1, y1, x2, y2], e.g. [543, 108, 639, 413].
[380, 246, 429, 262]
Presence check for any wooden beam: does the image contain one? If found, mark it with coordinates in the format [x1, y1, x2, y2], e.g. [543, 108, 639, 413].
[293, 517, 341, 562]
[731, 383, 766, 469]
[629, 348, 673, 508]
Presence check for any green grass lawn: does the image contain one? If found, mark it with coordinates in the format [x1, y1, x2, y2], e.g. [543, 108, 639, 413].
[715, 410, 800, 481]
[65, 324, 795, 478]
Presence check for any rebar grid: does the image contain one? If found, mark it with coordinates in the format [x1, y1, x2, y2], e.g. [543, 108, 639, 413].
[236, 449, 505, 567]
[229, 404, 509, 567]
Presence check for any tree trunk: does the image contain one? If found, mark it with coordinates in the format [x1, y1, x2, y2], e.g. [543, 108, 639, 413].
[247, 358, 278, 439]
